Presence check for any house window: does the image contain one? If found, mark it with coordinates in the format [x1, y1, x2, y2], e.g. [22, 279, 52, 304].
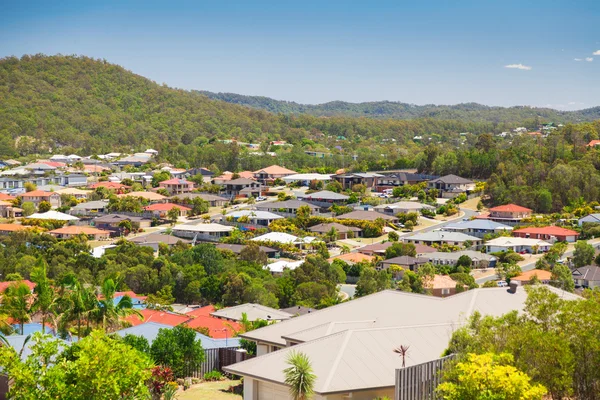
[442, 288, 450, 295]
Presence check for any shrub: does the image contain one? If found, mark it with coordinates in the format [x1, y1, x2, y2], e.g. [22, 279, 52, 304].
[203, 370, 224, 381]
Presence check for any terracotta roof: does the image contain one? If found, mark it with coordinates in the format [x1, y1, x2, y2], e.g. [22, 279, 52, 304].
[124, 309, 190, 327]
[587, 140, 600, 147]
[488, 204, 532, 213]
[88, 182, 130, 189]
[254, 165, 297, 175]
[0, 193, 15, 201]
[0, 279, 36, 293]
[118, 191, 167, 201]
[214, 171, 255, 181]
[513, 226, 579, 236]
[49, 226, 110, 235]
[183, 305, 242, 338]
[21, 190, 58, 198]
[0, 224, 30, 232]
[144, 203, 192, 212]
[328, 253, 375, 264]
[511, 269, 552, 282]
[425, 275, 460, 290]
[159, 178, 194, 185]
[414, 244, 438, 254]
[37, 161, 66, 168]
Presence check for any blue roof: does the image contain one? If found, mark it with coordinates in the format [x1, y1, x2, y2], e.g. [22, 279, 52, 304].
[113, 295, 146, 309]
[4, 334, 69, 360]
[444, 219, 513, 230]
[114, 322, 240, 349]
[13, 323, 55, 336]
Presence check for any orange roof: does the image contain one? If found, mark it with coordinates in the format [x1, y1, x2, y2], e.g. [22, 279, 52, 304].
[489, 204, 532, 213]
[513, 226, 579, 236]
[21, 190, 57, 198]
[528, 131, 542, 136]
[511, 269, 552, 282]
[124, 309, 189, 327]
[587, 140, 600, 147]
[144, 203, 192, 212]
[0, 224, 30, 232]
[425, 275, 459, 290]
[88, 182, 130, 189]
[0, 279, 36, 293]
[0, 193, 15, 201]
[183, 305, 242, 338]
[49, 226, 110, 235]
[215, 171, 255, 181]
[38, 161, 66, 168]
[328, 253, 375, 264]
[254, 165, 297, 175]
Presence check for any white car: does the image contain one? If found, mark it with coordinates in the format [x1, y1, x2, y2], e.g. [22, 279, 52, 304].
[496, 280, 508, 287]
[256, 196, 267, 202]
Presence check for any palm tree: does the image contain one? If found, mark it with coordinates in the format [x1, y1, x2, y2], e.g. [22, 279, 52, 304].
[57, 275, 98, 338]
[283, 351, 316, 400]
[325, 227, 338, 243]
[0, 282, 33, 335]
[95, 278, 142, 332]
[30, 258, 58, 334]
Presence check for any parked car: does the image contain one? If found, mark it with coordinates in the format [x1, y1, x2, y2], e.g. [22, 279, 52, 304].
[496, 280, 508, 287]
[256, 196, 267, 201]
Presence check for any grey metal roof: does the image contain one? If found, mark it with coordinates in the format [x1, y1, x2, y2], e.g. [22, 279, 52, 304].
[170, 193, 228, 201]
[429, 174, 474, 184]
[572, 265, 600, 282]
[380, 255, 429, 266]
[443, 219, 513, 231]
[211, 303, 293, 322]
[426, 250, 496, 262]
[308, 222, 362, 233]
[404, 231, 480, 243]
[336, 210, 397, 221]
[303, 190, 350, 201]
[129, 233, 191, 245]
[256, 199, 319, 210]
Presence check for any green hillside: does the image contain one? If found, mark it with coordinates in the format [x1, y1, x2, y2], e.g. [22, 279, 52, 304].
[198, 90, 600, 123]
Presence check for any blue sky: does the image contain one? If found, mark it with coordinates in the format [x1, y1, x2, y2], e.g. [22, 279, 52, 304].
[1, 0, 598, 109]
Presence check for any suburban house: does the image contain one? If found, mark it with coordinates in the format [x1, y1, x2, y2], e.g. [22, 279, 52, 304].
[376, 172, 438, 190]
[282, 173, 332, 186]
[55, 187, 91, 200]
[378, 255, 429, 272]
[425, 274, 464, 297]
[357, 242, 436, 257]
[0, 224, 30, 235]
[48, 226, 111, 240]
[485, 237, 551, 254]
[299, 190, 350, 208]
[328, 252, 375, 265]
[221, 210, 283, 227]
[144, 203, 191, 218]
[213, 171, 255, 185]
[170, 193, 229, 207]
[182, 305, 242, 339]
[172, 223, 233, 242]
[511, 269, 552, 285]
[425, 250, 497, 269]
[572, 266, 600, 289]
[403, 231, 482, 248]
[158, 178, 195, 195]
[222, 178, 263, 198]
[308, 222, 363, 239]
[88, 181, 130, 193]
[255, 199, 321, 218]
[512, 226, 579, 243]
[0, 201, 22, 218]
[28, 210, 79, 222]
[332, 172, 383, 190]
[265, 260, 304, 275]
[214, 243, 278, 258]
[0, 279, 36, 293]
[578, 213, 600, 226]
[253, 165, 297, 185]
[93, 214, 153, 233]
[374, 201, 435, 216]
[119, 191, 167, 203]
[252, 232, 319, 249]
[427, 174, 475, 197]
[184, 167, 214, 183]
[129, 233, 191, 251]
[20, 190, 61, 209]
[335, 210, 399, 224]
[226, 288, 580, 400]
[210, 303, 293, 323]
[485, 204, 533, 226]
[442, 219, 513, 238]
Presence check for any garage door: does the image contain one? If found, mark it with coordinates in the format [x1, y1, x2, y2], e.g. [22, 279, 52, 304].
[257, 381, 291, 400]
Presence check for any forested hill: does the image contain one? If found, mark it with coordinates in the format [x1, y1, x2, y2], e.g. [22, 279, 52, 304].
[198, 90, 600, 123]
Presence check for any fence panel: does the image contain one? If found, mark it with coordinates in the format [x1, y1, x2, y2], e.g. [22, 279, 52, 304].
[184, 347, 255, 378]
[395, 354, 456, 400]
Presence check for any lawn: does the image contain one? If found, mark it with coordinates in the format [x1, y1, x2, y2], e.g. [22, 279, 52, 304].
[177, 379, 242, 400]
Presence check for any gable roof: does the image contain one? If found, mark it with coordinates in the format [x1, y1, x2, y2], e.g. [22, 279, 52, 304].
[254, 165, 297, 175]
[309, 222, 362, 233]
[513, 226, 579, 236]
[328, 252, 375, 264]
[144, 203, 192, 212]
[21, 190, 59, 198]
[429, 174, 473, 184]
[425, 275, 460, 290]
[124, 309, 189, 327]
[129, 233, 191, 245]
[48, 226, 109, 235]
[210, 303, 293, 322]
[572, 265, 600, 282]
[159, 178, 194, 185]
[0, 193, 16, 201]
[512, 269, 552, 282]
[444, 219, 513, 230]
[183, 305, 242, 338]
[380, 255, 428, 266]
[256, 199, 319, 210]
[335, 210, 397, 221]
[225, 178, 259, 185]
[404, 231, 480, 243]
[488, 204, 533, 213]
[303, 190, 349, 201]
[485, 237, 552, 247]
[28, 211, 79, 221]
[0, 224, 30, 233]
[172, 223, 233, 233]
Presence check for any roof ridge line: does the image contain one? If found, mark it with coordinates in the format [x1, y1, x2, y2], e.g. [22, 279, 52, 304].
[322, 330, 354, 392]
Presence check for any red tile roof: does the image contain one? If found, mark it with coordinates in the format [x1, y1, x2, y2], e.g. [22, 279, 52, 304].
[124, 309, 189, 327]
[588, 140, 600, 147]
[21, 190, 58, 198]
[513, 226, 579, 236]
[49, 226, 110, 235]
[0, 280, 36, 293]
[253, 165, 297, 175]
[144, 203, 192, 212]
[0, 193, 15, 201]
[328, 253, 375, 264]
[38, 161, 66, 168]
[488, 204, 532, 213]
[183, 305, 242, 338]
[0, 224, 30, 232]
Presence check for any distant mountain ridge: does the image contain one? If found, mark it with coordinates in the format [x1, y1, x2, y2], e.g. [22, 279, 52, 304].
[197, 91, 600, 123]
